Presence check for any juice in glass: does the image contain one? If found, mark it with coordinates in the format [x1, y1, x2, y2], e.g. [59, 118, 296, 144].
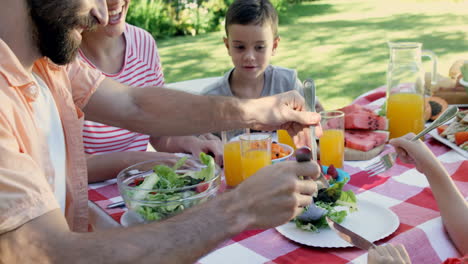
[240, 133, 272, 180]
[319, 129, 344, 168]
[241, 150, 271, 180]
[223, 141, 243, 187]
[387, 93, 424, 139]
[319, 110, 345, 169]
[277, 130, 296, 150]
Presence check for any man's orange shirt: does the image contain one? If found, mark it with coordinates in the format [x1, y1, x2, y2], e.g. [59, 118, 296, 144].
[0, 39, 105, 233]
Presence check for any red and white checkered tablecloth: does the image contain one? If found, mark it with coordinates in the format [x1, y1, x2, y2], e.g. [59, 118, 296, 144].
[88, 87, 468, 264]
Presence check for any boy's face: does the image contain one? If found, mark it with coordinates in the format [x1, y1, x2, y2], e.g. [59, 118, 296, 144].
[224, 23, 279, 80]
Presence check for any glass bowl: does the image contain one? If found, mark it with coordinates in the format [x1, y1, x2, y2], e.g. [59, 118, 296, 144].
[117, 157, 221, 223]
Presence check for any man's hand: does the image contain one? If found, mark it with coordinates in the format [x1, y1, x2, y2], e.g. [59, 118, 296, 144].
[231, 160, 320, 230]
[244, 91, 322, 148]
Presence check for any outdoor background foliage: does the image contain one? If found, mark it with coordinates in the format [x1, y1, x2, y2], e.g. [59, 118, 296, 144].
[127, 0, 301, 38]
[128, 0, 468, 110]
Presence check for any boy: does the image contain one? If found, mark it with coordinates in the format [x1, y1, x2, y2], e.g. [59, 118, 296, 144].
[202, 0, 324, 112]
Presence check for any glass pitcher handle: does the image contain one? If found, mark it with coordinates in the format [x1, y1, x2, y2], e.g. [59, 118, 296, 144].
[422, 49, 438, 86]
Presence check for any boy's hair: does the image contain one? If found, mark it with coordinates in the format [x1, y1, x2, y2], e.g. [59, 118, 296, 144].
[225, 0, 279, 38]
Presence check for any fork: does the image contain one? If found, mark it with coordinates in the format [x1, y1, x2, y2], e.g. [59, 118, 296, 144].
[364, 105, 459, 176]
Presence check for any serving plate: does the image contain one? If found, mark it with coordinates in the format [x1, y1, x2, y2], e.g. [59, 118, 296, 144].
[429, 129, 468, 159]
[449, 104, 468, 108]
[275, 200, 399, 248]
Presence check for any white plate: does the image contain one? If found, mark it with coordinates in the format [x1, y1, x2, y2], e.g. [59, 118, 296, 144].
[275, 200, 399, 248]
[429, 129, 468, 159]
[449, 104, 468, 108]
[120, 211, 145, 227]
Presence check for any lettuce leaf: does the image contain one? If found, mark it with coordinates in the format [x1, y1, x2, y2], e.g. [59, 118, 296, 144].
[181, 152, 215, 181]
[294, 177, 357, 232]
[336, 190, 358, 213]
[131, 153, 216, 221]
[294, 201, 348, 232]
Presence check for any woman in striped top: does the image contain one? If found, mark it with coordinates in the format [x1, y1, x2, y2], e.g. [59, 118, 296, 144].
[79, 0, 222, 182]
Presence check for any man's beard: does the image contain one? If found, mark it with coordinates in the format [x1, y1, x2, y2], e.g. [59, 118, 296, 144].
[27, 0, 97, 65]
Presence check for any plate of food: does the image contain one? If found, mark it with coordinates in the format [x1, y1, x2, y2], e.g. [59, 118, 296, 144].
[228, 135, 295, 163]
[428, 110, 468, 159]
[271, 142, 294, 163]
[276, 199, 399, 248]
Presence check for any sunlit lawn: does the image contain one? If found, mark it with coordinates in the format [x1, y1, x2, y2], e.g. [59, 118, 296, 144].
[157, 0, 468, 110]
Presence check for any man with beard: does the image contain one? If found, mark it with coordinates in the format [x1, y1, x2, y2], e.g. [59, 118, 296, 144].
[0, 0, 322, 263]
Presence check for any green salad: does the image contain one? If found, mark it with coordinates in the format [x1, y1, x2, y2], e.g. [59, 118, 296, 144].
[294, 180, 357, 232]
[128, 153, 216, 221]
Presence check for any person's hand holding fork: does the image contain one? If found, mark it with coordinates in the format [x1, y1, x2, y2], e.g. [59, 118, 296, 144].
[389, 133, 468, 254]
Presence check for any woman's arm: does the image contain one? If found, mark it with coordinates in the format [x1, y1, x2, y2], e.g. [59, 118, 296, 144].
[86, 151, 181, 183]
[149, 135, 223, 165]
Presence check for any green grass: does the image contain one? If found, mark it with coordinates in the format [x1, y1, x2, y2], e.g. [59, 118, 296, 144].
[156, 0, 468, 110]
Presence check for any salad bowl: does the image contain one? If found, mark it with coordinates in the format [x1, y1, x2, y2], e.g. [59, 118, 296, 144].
[117, 153, 221, 224]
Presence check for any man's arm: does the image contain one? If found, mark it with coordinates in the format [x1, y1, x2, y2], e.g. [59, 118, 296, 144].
[1, 161, 319, 263]
[83, 78, 320, 141]
[1, 193, 243, 264]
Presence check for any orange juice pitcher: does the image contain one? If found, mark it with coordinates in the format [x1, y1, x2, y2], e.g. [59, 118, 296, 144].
[386, 42, 438, 139]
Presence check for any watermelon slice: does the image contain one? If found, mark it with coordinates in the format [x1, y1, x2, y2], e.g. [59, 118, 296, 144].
[338, 104, 374, 115]
[345, 130, 389, 152]
[345, 145, 385, 161]
[345, 112, 388, 130]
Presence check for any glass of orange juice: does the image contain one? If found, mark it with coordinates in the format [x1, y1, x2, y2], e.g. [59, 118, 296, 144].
[240, 133, 272, 180]
[277, 129, 296, 150]
[319, 110, 345, 168]
[222, 130, 246, 187]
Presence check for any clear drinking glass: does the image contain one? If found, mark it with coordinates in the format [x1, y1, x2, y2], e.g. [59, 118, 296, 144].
[221, 129, 247, 187]
[240, 133, 272, 180]
[319, 110, 345, 169]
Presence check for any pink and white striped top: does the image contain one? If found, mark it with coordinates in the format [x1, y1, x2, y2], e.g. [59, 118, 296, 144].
[79, 24, 164, 155]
